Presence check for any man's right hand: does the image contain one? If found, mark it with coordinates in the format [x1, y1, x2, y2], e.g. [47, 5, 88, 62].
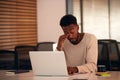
[57, 34, 68, 51]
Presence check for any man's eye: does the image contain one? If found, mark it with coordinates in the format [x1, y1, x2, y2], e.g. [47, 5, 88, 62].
[70, 32, 74, 34]
[65, 33, 68, 35]
[64, 32, 69, 34]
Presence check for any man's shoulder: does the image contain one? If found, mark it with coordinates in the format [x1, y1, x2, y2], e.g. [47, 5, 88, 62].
[83, 33, 97, 40]
[84, 33, 96, 37]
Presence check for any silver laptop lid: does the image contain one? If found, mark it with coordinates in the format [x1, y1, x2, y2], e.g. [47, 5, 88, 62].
[29, 51, 68, 76]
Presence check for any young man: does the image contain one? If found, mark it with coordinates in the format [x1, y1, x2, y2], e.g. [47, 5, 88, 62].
[57, 14, 98, 75]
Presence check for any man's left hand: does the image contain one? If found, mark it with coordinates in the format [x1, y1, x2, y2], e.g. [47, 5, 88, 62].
[67, 67, 78, 75]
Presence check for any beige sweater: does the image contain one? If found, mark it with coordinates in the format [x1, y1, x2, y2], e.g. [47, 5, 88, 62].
[62, 33, 98, 73]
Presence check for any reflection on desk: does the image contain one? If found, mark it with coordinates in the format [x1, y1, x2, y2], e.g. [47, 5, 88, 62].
[0, 70, 120, 80]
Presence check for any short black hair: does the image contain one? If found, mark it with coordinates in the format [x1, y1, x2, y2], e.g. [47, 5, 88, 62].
[60, 14, 77, 27]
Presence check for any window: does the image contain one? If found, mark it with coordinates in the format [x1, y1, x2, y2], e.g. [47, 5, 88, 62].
[67, 0, 120, 41]
[0, 0, 37, 50]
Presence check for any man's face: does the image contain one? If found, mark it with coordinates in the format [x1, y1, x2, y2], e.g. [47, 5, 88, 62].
[62, 24, 79, 42]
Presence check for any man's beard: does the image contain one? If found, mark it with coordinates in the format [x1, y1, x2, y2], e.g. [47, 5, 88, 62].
[69, 38, 77, 42]
[68, 33, 80, 44]
[69, 37, 79, 44]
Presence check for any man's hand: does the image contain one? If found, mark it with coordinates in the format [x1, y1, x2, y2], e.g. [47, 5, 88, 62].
[57, 35, 68, 51]
[67, 67, 78, 75]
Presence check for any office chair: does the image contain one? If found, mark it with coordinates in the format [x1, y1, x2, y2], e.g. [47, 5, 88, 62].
[118, 42, 120, 52]
[36, 42, 56, 51]
[0, 50, 16, 70]
[98, 39, 120, 71]
[97, 41, 111, 71]
[15, 45, 36, 70]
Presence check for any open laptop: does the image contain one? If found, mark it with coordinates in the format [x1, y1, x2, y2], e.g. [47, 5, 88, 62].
[29, 51, 68, 76]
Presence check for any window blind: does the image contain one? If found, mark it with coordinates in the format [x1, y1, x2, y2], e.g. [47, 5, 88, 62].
[0, 0, 37, 50]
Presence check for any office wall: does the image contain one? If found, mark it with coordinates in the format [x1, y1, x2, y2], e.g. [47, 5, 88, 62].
[37, 0, 66, 43]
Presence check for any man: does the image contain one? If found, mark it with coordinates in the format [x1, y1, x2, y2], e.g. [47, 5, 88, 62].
[57, 14, 98, 75]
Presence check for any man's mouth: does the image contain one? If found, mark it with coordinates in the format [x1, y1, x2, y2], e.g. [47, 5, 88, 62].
[69, 38, 76, 42]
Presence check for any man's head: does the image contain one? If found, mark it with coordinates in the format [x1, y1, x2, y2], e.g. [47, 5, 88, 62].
[59, 14, 79, 43]
[60, 14, 77, 27]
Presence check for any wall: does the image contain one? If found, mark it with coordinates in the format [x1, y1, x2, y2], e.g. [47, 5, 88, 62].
[37, 0, 66, 43]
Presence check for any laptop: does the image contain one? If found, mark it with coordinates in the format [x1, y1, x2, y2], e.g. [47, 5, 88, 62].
[29, 51, 68, 76]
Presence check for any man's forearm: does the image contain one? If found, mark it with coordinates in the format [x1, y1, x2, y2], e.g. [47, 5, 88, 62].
[56, 42, 62, 51]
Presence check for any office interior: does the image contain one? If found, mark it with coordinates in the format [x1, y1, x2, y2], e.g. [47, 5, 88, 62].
[0, 0, 120, 71]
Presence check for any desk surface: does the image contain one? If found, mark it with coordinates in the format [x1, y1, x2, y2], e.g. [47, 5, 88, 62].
[0, 70, 120, 80]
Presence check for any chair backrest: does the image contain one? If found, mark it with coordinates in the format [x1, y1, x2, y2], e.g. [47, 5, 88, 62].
[98, 39, 120, 71]
[0, 50, 15, 69]
[36, 42, 56, 51]
[15, 45, 36, 59]
[98, 42, 111, 70]
[118, 42, 120, 52]
[15, 45, 36, 70]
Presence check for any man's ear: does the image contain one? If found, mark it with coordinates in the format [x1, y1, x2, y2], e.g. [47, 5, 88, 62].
[77, 24, 79, 30]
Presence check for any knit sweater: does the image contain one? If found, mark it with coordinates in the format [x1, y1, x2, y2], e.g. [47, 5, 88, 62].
[62, 33, 98, 73]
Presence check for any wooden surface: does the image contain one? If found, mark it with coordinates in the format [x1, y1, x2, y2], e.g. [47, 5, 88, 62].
[0, 70, 120, 80]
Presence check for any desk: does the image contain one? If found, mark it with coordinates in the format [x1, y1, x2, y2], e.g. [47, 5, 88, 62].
[0, 70, 120, 80]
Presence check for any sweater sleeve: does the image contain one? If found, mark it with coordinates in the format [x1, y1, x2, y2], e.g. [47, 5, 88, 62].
[77, 35, 98, 73]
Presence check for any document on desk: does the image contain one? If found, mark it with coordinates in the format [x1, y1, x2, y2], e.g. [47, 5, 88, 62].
[6, 70, 30, 74]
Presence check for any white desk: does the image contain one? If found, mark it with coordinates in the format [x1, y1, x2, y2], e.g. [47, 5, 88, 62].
[0, 70, 120, 80]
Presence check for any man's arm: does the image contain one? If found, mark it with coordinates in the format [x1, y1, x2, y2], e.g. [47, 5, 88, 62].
[57, 35, 68, 51]
[77, 35, 98, 73]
